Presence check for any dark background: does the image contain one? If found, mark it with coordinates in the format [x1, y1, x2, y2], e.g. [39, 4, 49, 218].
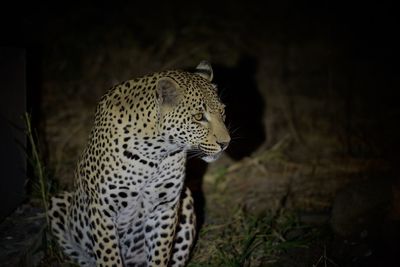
[2, 1, 398, 156]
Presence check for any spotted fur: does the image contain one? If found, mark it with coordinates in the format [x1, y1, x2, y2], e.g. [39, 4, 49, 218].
[49, 61, 230, 267]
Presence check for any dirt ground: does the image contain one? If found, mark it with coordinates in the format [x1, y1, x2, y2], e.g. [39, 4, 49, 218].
[6, 1, 399, 266]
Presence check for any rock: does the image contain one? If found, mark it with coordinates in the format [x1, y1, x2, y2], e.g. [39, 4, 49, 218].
[0, 203, 46, 267]
[330, 177, 392, 237]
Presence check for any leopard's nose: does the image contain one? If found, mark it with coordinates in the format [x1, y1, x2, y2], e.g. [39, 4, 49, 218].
[217, 141, 229, 150]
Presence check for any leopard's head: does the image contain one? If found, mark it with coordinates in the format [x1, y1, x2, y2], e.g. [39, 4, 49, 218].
[157, 61, 230, 162]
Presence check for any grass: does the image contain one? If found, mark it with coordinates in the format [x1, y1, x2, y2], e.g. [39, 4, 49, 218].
[24, 112, 66, 265]
[24, 113, 50, 223]
[188, 208, 319, 267]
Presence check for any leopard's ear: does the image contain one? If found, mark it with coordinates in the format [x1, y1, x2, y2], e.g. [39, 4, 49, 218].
[195, 60, 213, 82]
[156, 77, 182, 109]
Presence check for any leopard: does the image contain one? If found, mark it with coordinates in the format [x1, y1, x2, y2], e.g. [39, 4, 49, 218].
[48, 61, 230, 267]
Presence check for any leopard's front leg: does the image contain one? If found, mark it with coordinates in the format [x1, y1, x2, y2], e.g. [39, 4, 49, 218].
[89, 203, 124, 267]
[144, 202, 180, 266]
[144, 151, 187, 267]
[169, 187, 197, 267]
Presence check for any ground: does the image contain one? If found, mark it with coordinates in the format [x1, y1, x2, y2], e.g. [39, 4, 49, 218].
[4, 2, 399, 266]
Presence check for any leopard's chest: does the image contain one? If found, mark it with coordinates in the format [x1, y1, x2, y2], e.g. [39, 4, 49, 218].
[109, 153, 186, 222]
[114, 154, 186, 258]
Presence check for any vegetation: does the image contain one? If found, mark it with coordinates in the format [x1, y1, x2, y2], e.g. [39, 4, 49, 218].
[24, 113, 67, 266]
[24, 113, 51, 222]
[190, 210, 301, 267]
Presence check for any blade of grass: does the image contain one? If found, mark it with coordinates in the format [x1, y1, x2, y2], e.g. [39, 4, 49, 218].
[24, 112, 49, 225]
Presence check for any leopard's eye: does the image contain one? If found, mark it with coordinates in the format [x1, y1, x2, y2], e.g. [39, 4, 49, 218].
[193, 113, 205, 122]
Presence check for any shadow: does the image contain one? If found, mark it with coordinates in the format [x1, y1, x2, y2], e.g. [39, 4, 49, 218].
[0, 47, 43, 221]
[185, 158, 208, 230]
[213, 56, 266, 160]
[186, 56, 266, 231]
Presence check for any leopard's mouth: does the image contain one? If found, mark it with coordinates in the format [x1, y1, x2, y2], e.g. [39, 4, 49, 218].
[197, 144, 223, 163]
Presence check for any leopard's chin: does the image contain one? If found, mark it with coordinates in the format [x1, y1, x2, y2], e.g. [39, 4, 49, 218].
[201, 152, 223, 163]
